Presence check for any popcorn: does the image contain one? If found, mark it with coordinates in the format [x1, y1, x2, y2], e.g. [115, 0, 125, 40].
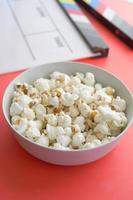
[82, 142, 96, 149]
[34, 78, 50, 92]
[55, 126, 65, 136]
[94, 121, 109, 135]
[78, 103, 91, 118]
[21, 107, 35, 120]
[15, 83, 29, 94]
[49, 96, 59, 107]
[28, 120, 43, 130]
[83, 72, 95, 86]
[82, 139, 101, 149]
[64, 127, 73, 136]
[10, 71, 128, 150]
[112, 96, 126, 112]
[70, 76, 81, 85]
[53, 143, 70, 150]
[28, 85, 38, 97]
[79, 89, 94, 104]
[12, 116, 28, 134]
[35, 120, 43, 130]
[86, 134, 97, 143]
[72, 133, 85, 148]
[35, 104, 46, 120]
[10, 102, 23, 116]
[95, 89, 112, 104]
[75, 72, 84, 81]
[42, 93, 49, 106]
[105, 87, 115, 96]
[94, 112, 103, 123]
[58, 114, 71, 128]
[61, 92, 78, 107]
[46, 124, 57, 140]
[18, 95, 32, 108]
[74, 116, 85, 131]
[56, 135, 71, 147]
[71, 124, 81, 133]
[25, 127, 41, 139]
[68, 105, 79, 117]
[37, 135, 49, 147]
[50, 72, 70, 86]
[95, 83, 102, 91]
[47, 114, 58, 126]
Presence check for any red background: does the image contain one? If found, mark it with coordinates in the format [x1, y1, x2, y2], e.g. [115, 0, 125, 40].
[102, 0, 133, 25]
[0, 2, 133, 200]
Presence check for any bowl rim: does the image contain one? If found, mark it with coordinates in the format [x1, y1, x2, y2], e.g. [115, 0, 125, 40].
[2, 61, 133, 153]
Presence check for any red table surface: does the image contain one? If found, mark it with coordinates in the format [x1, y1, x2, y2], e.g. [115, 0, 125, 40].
[0, 6, 133, 200]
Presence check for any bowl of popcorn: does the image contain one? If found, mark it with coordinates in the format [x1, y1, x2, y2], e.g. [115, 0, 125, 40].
[2, 62, 133, 165]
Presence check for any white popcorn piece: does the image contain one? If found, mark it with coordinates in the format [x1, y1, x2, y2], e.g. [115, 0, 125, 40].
[28, 120, 43, 131]
[78, 103, 91, 118]
[102, 137, 115, 144]
[35, 104, 46, 120]
[94, 121, 109, 135]
[18, 95, 32, 108]
[34, 78, 50, 92]
[74, 116, 85, 131]
[86, 134, 97, 142]
[58, 114, 72, 128]
[83, 139, 101, 149]
[10, 102, 23, 116]
[56, 135, 71, 147]
[50, 72, 70, 86]
[28, 85, 38, 97]
[83, 72, 95, 86]
[75, 72, 84, 81]
[35, 120, 43, 130]
[71, 124, 81, 133]
[82, 132, 88, 137]
[92, 139, 101, 146]
[112, 96, 126, 112]
[82, 142, 96, 149]
[98, 106, 118, 121]
[49, 79, 57, 89]
[113, 112, 127, 128]
[64, 127, 73, 136]
[42, 93, 49, 106]
[13, 91, 20, 98]
[61, 92, 78, 107]
[21, 107, 35, 120]
[11, 115, 21, 127]
[119, 113, 127, 127]
[12, 116, 28, 134]
[95, 83, 102, 91]
[46, 124, 57, 141]
[70, 76, 81, 85]
[72, 133, 85, 148]
[80, 89, 95, 104]
[47, 114, 58, 126]
[37, 135, 49, 147]
[15, 82, 29, 94]
[93, 111, 103, 123]
[68, 105, 79, 117]
[53, 143, 70, 150]
[25, 127, 41, 139]
[101, 137, 110, 144]
[95, 89, 112, 104]
[55, 126, 65, 136]
[49, 96, 59, 107]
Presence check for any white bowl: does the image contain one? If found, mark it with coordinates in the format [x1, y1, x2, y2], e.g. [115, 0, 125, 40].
[2, 62, 133, 166]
